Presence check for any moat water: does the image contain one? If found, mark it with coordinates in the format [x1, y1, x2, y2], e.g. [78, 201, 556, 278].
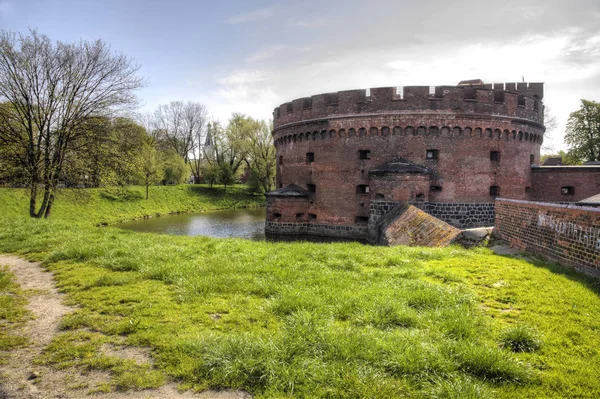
[118, 208, 365, 243]
[118, 208, 268, 240]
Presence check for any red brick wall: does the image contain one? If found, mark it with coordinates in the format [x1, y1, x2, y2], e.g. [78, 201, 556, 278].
[271, 84, 545, 231]
[531, 166, 600, 202]
[495, 198, 600, 277]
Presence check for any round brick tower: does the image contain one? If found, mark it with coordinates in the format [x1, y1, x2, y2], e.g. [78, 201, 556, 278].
[266, 81, 545, 240]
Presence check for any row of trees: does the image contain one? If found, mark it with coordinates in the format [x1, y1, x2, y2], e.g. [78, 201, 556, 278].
[0, 30, 275, 218]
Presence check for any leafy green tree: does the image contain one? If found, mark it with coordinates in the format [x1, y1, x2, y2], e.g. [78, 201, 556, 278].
[245, 119, 275, 193]
[565, 100, 600, 162]
[200, 162, 219, 188]
[0, 30, 145, 218]
[218, 163, 236, 191]
[160, 149, 189, 185]
[136, 138, 163, 200]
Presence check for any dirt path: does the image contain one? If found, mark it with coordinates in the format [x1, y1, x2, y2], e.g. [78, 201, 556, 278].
[0, 255, 251, 399]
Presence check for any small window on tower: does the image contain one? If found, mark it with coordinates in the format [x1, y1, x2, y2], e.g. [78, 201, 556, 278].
[358, 150, 371, 160]
[306, 152, 314, 163]
[308, 213, 317, 221]
[561, 186, 574, 196]
[307, 184, 316, 193]
[356, 185, 369, 194]
[490, 151, 500, 162]
[430, 185, 442, 191]
[279, 156, 283, 165]
[490, 186, 499, 197]
[530, 154, 535, 165]
[426, 149, 439, 160]
[355, 216, 369, 224]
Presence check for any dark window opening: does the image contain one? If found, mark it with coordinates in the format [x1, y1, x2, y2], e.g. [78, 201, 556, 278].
[375, 193, 385, 199]
[356, 184, 370, 194]
[306, 152, 314, 163]
[307, 184, 316, 193]
[416, 193, 425, 201]
[430, 185, 442, 191]
[525, 187, 531, 194]
[426, 149, 439, 160]
[494, 91, 505, 103]
[279, 156, 283, 165]
[286, 103, 293, 113]
[308, 213, 317, 221]
[464, 87, 476, 100]
[490, 186, 499, 197]
[561, 186, 575, 195]
[530, 154, 535, 164]
[296, 213, 305, 221]
[358, 149, 371, 160]
[272, 213, 282, 221]
[534, 100, 539, 111]
[518, 95, 526, 107]
[491, 151, 501, 162]
[355, 216, 369, 224]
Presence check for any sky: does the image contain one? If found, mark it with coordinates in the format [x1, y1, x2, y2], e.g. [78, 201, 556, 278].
[1, 0, 599, 153]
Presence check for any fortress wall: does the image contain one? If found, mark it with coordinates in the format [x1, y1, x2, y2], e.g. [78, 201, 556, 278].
[531, 166, 600, 202]
[274, 83, 544, 128]
[495, 199, 600, 277]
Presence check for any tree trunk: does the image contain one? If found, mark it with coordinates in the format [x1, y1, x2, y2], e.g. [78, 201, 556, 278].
[29, 179, 38, 218]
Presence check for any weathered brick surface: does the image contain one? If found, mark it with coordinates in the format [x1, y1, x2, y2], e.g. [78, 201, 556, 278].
[375, 202, 461, 247]
[495, 198, 600, 277]
[269, 83, 544, 238]
[531, 166, 600, 202]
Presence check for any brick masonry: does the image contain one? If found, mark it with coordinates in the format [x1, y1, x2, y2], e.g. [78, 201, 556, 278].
[268, 82, 544, 238]
[495, 198, 600, 277]
[531, 166, 600, 202]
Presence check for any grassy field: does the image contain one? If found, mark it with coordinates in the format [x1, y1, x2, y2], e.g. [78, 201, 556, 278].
[0, 186, 599, 398]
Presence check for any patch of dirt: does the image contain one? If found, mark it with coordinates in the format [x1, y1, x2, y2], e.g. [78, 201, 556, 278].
[0, 255, 252, 399]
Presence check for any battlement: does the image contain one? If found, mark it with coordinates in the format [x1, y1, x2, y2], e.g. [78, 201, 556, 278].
[273, 82, 544, 129]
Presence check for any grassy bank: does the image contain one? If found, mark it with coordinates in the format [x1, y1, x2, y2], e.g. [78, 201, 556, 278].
[0, 186, 599, 398]
[0, 184, 265, 226]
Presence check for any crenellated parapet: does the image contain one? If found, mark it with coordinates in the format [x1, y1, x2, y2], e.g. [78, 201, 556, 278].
[273, 82, 544, 130]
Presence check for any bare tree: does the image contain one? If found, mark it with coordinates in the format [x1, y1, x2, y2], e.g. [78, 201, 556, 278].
[152, 101, 208, 183]
[0, 30, 145, 218]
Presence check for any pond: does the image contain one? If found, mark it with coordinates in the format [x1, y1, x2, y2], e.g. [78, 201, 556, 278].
[118, 208, 268, 241]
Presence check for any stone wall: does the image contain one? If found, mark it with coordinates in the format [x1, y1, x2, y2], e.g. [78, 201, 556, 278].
[426, 203, 495, 228]
[265, 221, 368, 240]
[495, 198, 600, 277]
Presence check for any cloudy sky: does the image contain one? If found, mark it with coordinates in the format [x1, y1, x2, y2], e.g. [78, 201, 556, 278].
[1, 0, 599, 152]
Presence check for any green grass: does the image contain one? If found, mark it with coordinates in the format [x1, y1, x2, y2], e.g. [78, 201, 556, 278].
[0, 266, 30, 363]
[0, 185, 599, 397]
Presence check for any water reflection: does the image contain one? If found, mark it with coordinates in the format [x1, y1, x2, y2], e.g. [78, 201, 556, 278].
[118, 208, 268, 240]
[118, 208, 366, 244]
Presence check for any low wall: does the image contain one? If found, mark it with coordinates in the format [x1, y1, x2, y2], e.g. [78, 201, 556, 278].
[495, 198, 600, 277]
[265, 221, 368, 240]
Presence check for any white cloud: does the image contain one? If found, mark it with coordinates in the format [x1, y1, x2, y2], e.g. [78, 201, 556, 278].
[225, 7, 274, 25]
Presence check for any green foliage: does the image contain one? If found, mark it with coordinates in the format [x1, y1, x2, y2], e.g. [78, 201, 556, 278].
[218, 163, 236, 189]
[499, 325, 542, 353]
[160, 149, 189, 185]
[565, 99, 600, 162]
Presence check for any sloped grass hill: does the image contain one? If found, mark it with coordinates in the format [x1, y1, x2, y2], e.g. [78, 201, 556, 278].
[0, 185, 599, 398]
